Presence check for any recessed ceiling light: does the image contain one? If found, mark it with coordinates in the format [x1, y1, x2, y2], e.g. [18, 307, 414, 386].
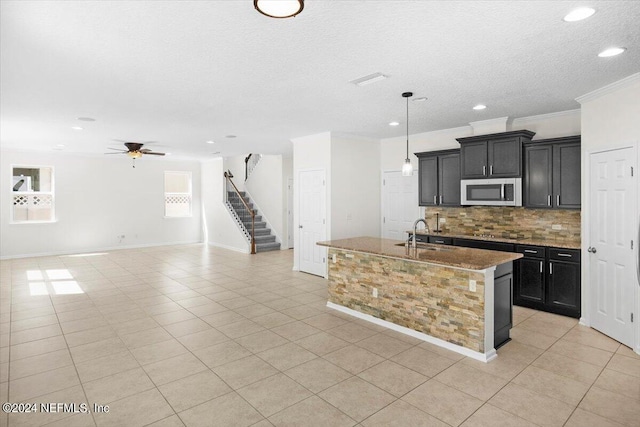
[598, 47, 626, 57]
[389, 121, 400, 126]
[349, 72, 389, 87]
[212, 152, 221, 155]
[71, 126, 83, 130]
[413, 97, 428, 102]
[473, 104, 487, 110]
[226, 135, 237, 139]
[53, 144, 65, 150]
[206, 140, 215, 144]
[563, 7, 596, 22]
[77, 117, 96, 122]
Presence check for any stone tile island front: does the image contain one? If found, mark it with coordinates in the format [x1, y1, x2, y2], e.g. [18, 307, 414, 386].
[317, 237, 523, 362]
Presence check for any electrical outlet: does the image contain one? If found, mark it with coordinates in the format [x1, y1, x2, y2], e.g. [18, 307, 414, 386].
[372, 287, 378, 298]
[332, 253, 337, 263]
[469, 279, 476, 292]
[439, 217, 446, 223]
[551, 224, 562, 230]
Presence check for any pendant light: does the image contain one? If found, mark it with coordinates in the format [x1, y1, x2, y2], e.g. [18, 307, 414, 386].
[401, 91, 414, 176]
[254, 0, 304, 19]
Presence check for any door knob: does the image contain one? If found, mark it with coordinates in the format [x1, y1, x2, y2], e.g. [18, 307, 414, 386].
[299, 225, 303, 229]
[587, 247, 597, 253]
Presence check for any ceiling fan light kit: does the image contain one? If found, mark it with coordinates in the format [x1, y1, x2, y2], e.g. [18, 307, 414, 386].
[254, 0, 304, 19]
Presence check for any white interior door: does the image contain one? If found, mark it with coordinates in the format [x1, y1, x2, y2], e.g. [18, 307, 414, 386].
[287, 177, 294, 249]
[382, 171, 420, 240]
[589, 147, 638, 348]
[299, 170, 326, 276]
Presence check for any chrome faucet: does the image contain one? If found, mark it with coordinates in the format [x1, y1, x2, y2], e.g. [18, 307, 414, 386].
[411, 218, 429, 248]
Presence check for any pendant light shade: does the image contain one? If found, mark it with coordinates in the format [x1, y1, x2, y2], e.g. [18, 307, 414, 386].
[254, 0, 304, 18]
[401, 92, 414, 176]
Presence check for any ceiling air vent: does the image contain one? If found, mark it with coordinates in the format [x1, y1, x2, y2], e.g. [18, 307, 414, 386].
[349, 72, 389, 87]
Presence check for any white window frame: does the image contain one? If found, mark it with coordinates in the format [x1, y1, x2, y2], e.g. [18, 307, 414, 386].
[10, 164, 56, 224]
[164, 171, 192, 218]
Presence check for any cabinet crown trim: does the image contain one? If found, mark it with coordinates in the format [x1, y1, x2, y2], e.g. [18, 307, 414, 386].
[456, 130, 536, 144]
[524, 135, 581, 145]
[415, 148, 460, 157]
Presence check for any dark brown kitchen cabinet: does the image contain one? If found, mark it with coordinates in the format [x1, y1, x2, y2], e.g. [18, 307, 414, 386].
[416, 149, 460, 207]
[514, 245, 580, 318]
[524, 136, 581, 209]
[457, 130, 535, 179]
[515, 245, 546, 306]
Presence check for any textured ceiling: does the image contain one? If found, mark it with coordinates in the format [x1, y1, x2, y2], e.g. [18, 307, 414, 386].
[1, 1, 639, 159]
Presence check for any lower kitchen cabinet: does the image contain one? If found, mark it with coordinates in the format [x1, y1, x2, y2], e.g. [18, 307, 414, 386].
[514, 245, 581, 318]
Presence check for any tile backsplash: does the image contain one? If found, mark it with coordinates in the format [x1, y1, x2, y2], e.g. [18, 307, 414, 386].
[424, 206, 581, 245]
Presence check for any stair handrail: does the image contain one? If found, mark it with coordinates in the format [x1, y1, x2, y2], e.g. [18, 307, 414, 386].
[245, 153, 262, 181]
[224, 171, 256, 254]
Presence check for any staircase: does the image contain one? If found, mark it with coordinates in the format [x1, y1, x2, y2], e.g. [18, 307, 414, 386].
[227, 191, 281, 253]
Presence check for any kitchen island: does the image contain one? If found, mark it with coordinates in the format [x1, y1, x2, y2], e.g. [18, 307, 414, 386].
[317, 237, 522, 362]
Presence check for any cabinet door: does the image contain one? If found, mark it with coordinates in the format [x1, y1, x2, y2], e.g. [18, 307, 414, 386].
[418, 156, 438, 206]
[460, 141, 487, 179]
[438, 152, 461, 206]
[553, 142, 581, 209]
[488, 138, 521, 177]
[516, 258, 545, 304]
[548, 261, 580, 317]
[524, 145, 552, 208]
[494, 272, 513, 349]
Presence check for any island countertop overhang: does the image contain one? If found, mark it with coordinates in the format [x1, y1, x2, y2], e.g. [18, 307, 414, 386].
[317, 236, 522, 270]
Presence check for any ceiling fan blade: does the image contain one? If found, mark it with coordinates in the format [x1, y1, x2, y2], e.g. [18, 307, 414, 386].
[104, 152, 125, 155]
[107, 147, 127, 151]
[144, 152, 165, 156]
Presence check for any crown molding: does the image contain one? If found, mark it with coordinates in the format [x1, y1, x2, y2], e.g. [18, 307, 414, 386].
[512, 109, 580, 124]
[576, 73, 640, 104]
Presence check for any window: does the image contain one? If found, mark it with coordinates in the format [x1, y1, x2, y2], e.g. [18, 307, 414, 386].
[11, 165, 55, 223]
[164, 171, 192, 217]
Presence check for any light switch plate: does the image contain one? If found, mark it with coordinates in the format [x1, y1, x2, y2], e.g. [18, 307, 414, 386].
[552, 224, 562, 230]
[469, 279, 476, 292]
[332, 254, 337, 263]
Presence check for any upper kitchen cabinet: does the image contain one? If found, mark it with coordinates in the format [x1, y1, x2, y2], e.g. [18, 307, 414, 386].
[524, 136, 581, 209]
[457, 130, 535, 179]
[416, 149, 460, 207]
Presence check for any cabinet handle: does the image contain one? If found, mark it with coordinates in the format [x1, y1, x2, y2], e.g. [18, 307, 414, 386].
[490, 165, 494, 176]
[540, 261, 543, 273]
[547, 195, 551, 206]
[524, 249, 537, 254]
[435, 240, 444, 243]
[483, 165, 486, 175]
[433, 195, 437, 204]
[557, 253, 572, 257]
[439, 195, 443, 204]
[557, 195, 560, 206]
[549, 262, 553, 274]
[500, 184, 505, 200]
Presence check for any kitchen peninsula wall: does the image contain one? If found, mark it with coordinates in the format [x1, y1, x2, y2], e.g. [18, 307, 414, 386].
[424, 206, 581, 246]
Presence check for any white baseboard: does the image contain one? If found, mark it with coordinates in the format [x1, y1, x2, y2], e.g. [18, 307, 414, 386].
[327, 302, 497, 363]
[208, 241, 250, 254]
[0, 240, 203, 260]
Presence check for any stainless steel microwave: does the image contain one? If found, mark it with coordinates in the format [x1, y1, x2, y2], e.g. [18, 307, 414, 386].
[461, 178, 522, 206]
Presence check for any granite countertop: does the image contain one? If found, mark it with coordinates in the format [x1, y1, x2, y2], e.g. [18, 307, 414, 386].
[317, 236, 522, 270]
[409, 231, 581, 250]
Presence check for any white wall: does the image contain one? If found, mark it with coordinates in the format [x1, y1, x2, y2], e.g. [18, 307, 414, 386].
[379, 109, 582, 172]
[224, 155, 247, 191]
[245, 155, 284, 245]
[291, 131, 331, 271]
[1, 150, 202, 258]
[576, 72, 640, 353]
[201, 158, 249, 253]
[282, 156, 293, 249]
[331, 134, 380, 239]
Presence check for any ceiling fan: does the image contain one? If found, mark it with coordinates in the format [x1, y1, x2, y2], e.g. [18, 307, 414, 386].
[105, 142, 165, 167]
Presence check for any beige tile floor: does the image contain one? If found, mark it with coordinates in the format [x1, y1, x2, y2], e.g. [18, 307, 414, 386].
[0, 244, 639, 427]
